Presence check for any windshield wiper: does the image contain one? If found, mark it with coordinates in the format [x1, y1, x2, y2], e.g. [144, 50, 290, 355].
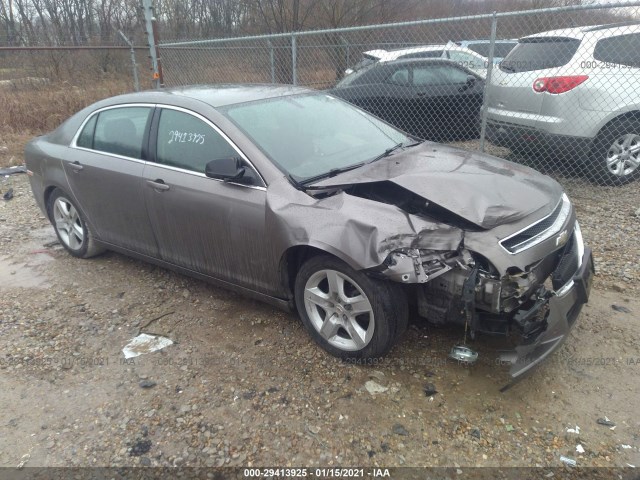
[297, 162, 366, 188]
[368, 140, 424, 164]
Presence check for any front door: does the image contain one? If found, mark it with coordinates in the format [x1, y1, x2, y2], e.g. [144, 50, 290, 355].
[142, 107, 272, 293]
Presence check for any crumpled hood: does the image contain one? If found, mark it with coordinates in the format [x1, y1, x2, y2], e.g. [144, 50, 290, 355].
[314, 143, 564, 229]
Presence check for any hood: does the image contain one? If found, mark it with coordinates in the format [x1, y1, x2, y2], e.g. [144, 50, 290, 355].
[314, 143, 563, 229]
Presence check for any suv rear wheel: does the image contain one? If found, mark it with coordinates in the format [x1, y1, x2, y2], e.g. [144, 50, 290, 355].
[589, 119, 640, 185]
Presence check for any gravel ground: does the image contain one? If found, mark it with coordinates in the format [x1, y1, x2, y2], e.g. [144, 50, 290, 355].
[0, 169, 639, 470]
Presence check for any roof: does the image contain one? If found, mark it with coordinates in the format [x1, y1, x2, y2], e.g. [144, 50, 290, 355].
[99, 84, 314, 110]
[520, 23, 640, 41]
[167, 84, 312, 107]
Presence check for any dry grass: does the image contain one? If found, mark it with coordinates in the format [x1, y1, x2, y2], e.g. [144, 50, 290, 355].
[0, 79, 131, 168]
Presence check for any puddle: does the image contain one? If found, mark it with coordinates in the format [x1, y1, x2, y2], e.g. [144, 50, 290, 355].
[0, 255, 53, 289]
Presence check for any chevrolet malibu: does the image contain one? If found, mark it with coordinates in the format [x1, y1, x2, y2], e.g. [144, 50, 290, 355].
[25, 85, 594, 384]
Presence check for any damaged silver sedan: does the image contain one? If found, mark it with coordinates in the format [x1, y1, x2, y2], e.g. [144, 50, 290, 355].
[25, 85, 594, 384]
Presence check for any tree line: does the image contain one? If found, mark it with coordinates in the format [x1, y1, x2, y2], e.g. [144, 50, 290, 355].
[1, 0, 617, 47]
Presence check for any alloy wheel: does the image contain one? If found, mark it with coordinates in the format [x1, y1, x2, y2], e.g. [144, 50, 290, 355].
[606, 133, 640, 177]
[303, 269, 374, 351]
[53, 196, 85, 250]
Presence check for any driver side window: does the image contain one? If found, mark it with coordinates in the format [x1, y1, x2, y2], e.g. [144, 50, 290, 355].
[156, 108, 262, 185]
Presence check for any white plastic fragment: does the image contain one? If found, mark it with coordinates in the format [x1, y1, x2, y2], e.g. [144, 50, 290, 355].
[122, 333, 173, 359]
[364, 380, 388, 394]
[560, 455, 577, 467]
[576, 444, 585, 454]
[566, 425, 580, 434]
[621, 445, 632, 449]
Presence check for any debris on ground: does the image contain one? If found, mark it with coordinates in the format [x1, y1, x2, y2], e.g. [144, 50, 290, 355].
[392, 424, 409, 436]
[424, 382, 438, 397]
[560, 455, 577, 467]
[138, 379, 157, 389]
[611, 304, 631, 313]
[3, 188, 13, 200]
[596, 417, 616, 427]
[122, 333, 173, 359]
[364, 380, 388, 394]
[0, 165, 27, 176]
[576, 444, 585, 454]
[566, 426, 581, 434]
[128, 439, 152, 456]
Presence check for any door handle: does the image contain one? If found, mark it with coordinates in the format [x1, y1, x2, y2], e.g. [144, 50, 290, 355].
[69, 161, 83, 172]
[146, 179, 170, 191]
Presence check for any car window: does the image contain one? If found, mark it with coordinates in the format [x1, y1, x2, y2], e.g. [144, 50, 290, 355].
[500, 37, 580, 73]
[448, 51, 481, 70]
[412, 64, 469, 86]
[467, 42, 516, 58]
[156, 108, 261, 184]
[387, 68, 410, 85]
[76, 114, 97, 149]
[593, 34, 640, 68]
[399, 50, 443, 59]
[92, 107, 151, 159]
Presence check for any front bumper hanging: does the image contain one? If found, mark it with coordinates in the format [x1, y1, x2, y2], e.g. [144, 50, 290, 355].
[499, 247, 594, 390]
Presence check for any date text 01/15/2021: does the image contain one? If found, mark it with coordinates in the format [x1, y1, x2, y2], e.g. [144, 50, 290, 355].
[243, 468, 391, 477]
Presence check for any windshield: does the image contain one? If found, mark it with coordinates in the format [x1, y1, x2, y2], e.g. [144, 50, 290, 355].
[222, 93, 411, 182]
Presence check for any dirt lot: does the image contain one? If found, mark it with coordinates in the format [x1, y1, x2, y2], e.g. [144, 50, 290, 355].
[0, 171, 639, 471]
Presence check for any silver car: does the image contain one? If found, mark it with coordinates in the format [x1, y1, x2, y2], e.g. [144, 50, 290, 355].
[486, 23, 640, 185]
[25, 85, 593, 385]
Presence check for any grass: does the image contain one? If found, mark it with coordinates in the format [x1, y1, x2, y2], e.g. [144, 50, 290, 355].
[0, 79, 132, 168]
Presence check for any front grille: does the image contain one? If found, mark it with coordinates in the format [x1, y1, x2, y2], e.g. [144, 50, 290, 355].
[552, 232, 580, 290]
[501, 199, 564, 253]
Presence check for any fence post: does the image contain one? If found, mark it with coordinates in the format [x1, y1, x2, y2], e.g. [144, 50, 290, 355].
[479, 11, 497, 153]
[142, 0, 164, 88]
[118, 30, 140, 92]
[267, 40, 275, 83]
[340, 35, 350, 69]
[291, 33, 297, 85]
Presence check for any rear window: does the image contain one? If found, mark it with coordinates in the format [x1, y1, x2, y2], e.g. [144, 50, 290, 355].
[467, 42, 516, 59]
[593, 34, 640, 68]
[399, 50, 443, 59]
[500, 37, 581, 73]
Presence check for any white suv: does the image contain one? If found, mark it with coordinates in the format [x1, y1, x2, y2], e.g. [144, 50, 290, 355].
[486, 23, 640, 184]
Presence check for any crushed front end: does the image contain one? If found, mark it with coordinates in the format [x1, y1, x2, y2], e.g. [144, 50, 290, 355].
[375, 193, 594, 386]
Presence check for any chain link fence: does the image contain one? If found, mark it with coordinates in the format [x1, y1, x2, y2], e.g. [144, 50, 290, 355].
[160, 2, 640, 187]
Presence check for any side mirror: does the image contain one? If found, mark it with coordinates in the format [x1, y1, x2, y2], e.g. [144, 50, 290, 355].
[205, 157, 246, 182]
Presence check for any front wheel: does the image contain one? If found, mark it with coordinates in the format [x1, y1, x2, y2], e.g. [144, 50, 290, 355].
[588, 120, 640, 185]
[294, 255, 407, 360]
[47, 188, 104, 258]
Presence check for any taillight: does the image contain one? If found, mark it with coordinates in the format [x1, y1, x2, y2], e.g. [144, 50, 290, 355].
[532, 75, 589, 94]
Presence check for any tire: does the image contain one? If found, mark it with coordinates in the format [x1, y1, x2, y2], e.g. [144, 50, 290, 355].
[294, 255, 408, 360]
[47, 188, 105, 258]
[588, 119, 640, 186]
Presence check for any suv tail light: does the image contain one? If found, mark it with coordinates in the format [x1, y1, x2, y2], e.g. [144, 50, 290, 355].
[532, 75, 589, 94]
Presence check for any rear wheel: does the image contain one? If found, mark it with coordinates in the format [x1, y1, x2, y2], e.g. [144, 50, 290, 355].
[589, 119, 640, 185]
[47, 188, 104, 258]
[294, 255, 408, 360]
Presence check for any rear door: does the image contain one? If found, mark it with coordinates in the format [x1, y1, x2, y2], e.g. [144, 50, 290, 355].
[142, 106, 272, 292]
[66, 105, 159, 257]
[488, 37, 581, 116]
